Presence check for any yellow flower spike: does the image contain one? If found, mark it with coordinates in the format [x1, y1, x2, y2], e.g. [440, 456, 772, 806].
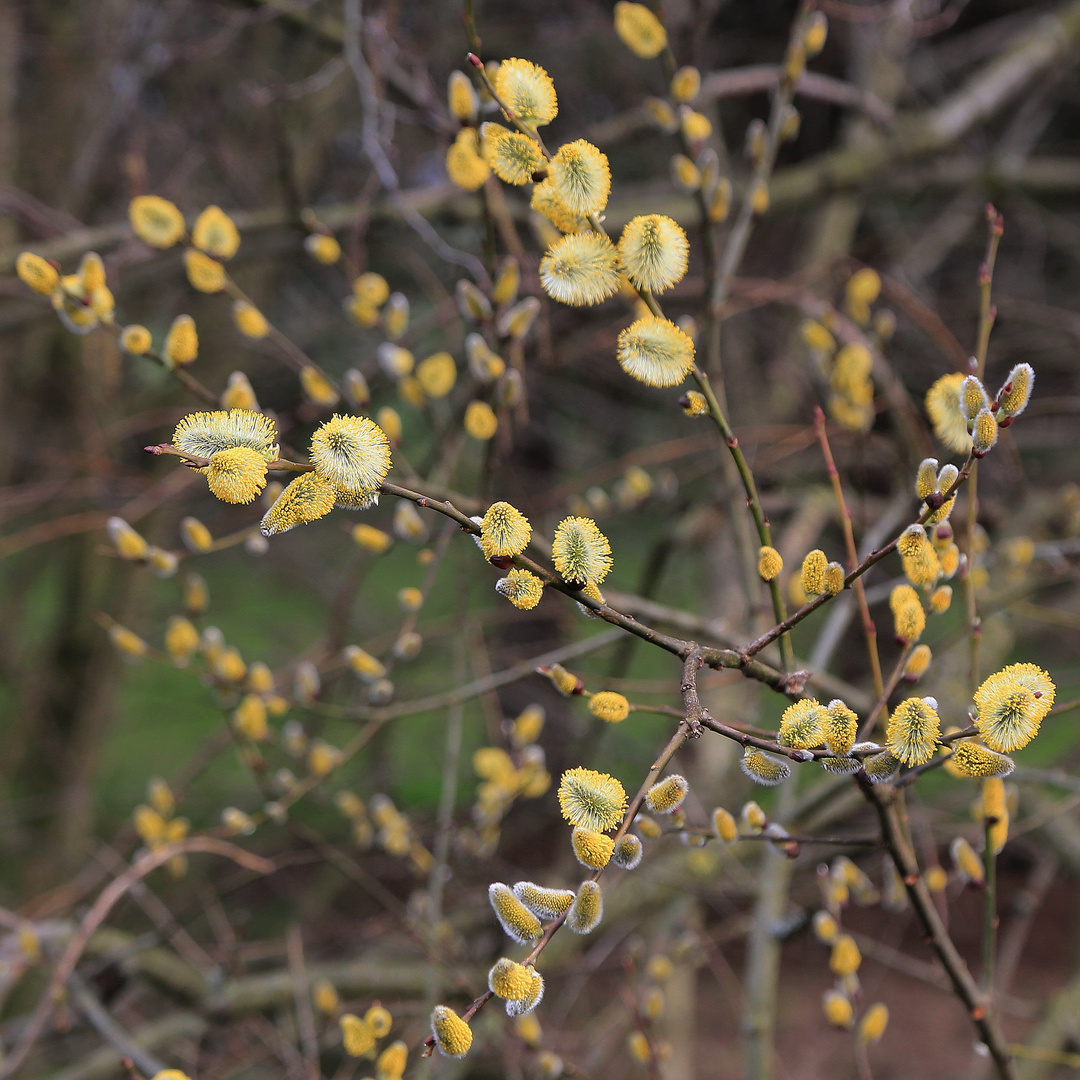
[589, 691, 630, 723]
[636, 814, 662, 840]
[448, 68, 478, 121]
[897, 524, 927, 558]
[311, 978, 340, 1016]
[310, 414, 391, 495]
[708, 177, 732, 221]
[614, 1, 667, 58]
[397, 586, 423, 613]
[902, 545, 941, 589]
[712, 806, 738, 843]
[779, 699, 826, 748]
[378, 342, 414, 379]
[352, 524, 392, 554]
[184, 248, 226, 292]
[480, 501, 531, 558]
[299, 365, 340, 407]
[350, 271, 388, 307]
[488, 958, 536, 1001]
[344, 646, 386, 682]
[164, 616, 200, 665]
[548, 139, 611, 216]
[539, 231, 620, 306]
[618, 215, 689, 294]
[613, 832, 643, 869]
[829, 933, 862, 977]
[212, 645, 246, 683]
[925, 372, 972, 453]
[812, 910, 839, 944]
[862, 746, 901, 785]
[191, 205, 240, 259]
[446, 129, 490, 191]
[393, 500, 427, 542]
[163, 314, 198, 366]
[513, 881, 575, 919]
[364, 1004, 393, 1037]
[206, 447, 268, 504]
[129, 195, 185, 248]
[742, 801, 768, 833]
[740, 747, 791, 786]
[134, 804, 167, 846]
[758, 545, 783, 581]
[16, 251, 60, 295]
[904, 643, 932, 681]
[304, 233, 341, 265]
[822, 561, 845, 595]
[858, 1003, 889, 1044]
[644, 774, 688, 814]
[950, 740, 1015, 778]
[750, 179, 770, 215]
[982, 778, 1009, 854]
[823, 989, 853, 1028]
[893, 599, 926, 645]
[515, 1013, 542, 1047]
[670, 65, 701, 103]
[553, 516, 613, 584]
[916, 457, 939, 499]
[233, 693, 268, 741]
[669, 153, 701, 192]
[414, 351, 456, 398]
[972, 407, 998, 456]
[566, 880, 603, 934]
[75, 252, 105, 293]
[106, 516, 148, 560]
[997, 362, 1034, 418]
[824, 700, 858, 757]
[950, 835, 984, 885]
[680, 109, 712, 143]
[183, 573, 209, 615]
[464, 400, 498, 440]
[679, 390, 708, 416]
[558, 766, 627, 830]
[505, 969, 545, 1018]
[617, 316, 695, 387]
[231, 299, 269, 339]
[530, 179, 587, 235]
[498, 297, 541, 342]
[109, 623, 149, 661]
[960, 374, 990, 422]
[571, 825, 615, 869]
[845, 267, 881, 313]
[495, 568, 544, 610]
[260, 472, 336, 536]
[488, 882, 544, 943]
[800, 548, 826, 596]
[887, 697, 940, 766]
[494, 58, 557, 127]
[803, 10, 828, 55]
[974, 663, 1055, 751]
[341, 1013, 376, 1057]
[375, 1041, 407, 1080]
[483, 124, 544, 185]
[180, 516, 213, 553]
[929, 585, 952, 613]
[490, 258, 520, 307]
[628, 1031, 652, 1064]
[220, 371, 258, 412]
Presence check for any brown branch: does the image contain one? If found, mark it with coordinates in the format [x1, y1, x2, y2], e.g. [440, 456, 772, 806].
[0, 839, 273, 1079]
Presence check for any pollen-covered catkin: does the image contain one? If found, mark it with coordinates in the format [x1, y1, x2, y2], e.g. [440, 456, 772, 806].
[430, 1005, 472, 1058]
[566, 880, 603, 934]
[801, 549, 827, 596]
[489, 883, 543, 943]
[644, 774, 688, 814]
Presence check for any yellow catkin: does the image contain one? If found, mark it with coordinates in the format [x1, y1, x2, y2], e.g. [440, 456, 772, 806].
[571, 826, 615, 869]
[829, 934, 861, 977]
[859, 1003, 889, 1044]
[589, 691, 630, 723]
[823, 990, 853, 1028]
[712, 807, 737, 843]
[164, 315, 198, 366]
[16, 252, 60, 295]
[184, 248, 226, 292]
[645, 774, 688, 814]
[566, 880, 602, 934]
[614, 1, 668, 58]
[232, 300, 269, 338]
[376, 1041, 407, 1080]
[800, 549, 827, 596]
[341, 1014, 376, 1057]
[758, 546, 783, 581]
[431, 1006, 472, 1058]
[464, 400, 498, 440]
[983, 777, 1009, 854]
